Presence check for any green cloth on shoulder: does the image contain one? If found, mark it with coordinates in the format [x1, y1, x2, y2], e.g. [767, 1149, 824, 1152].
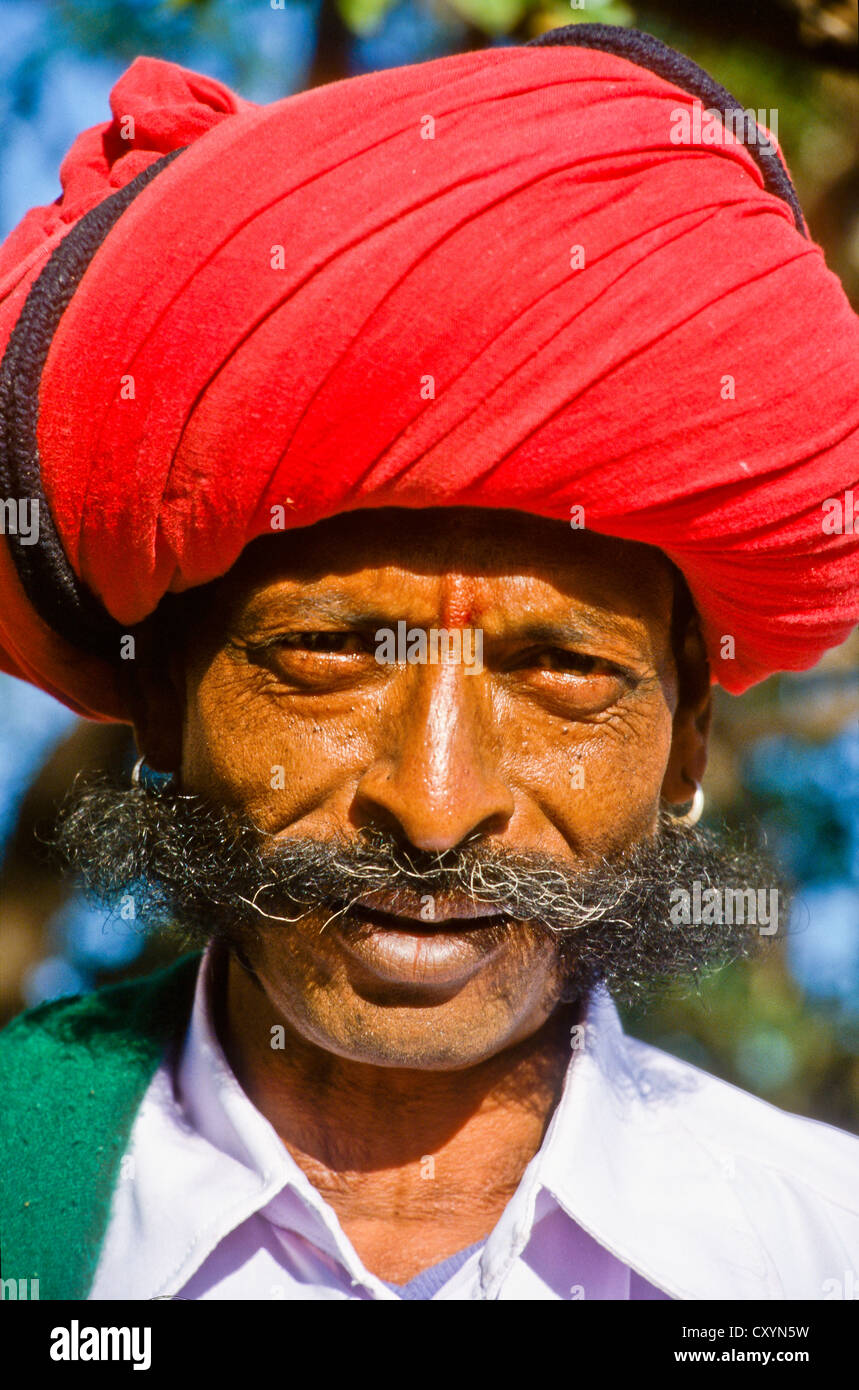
[0, 951, 201, 1300]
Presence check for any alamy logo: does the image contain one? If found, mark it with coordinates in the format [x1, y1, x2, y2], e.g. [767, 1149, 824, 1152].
[375, 621, 483, 673]
[822, 1271, 859, 1300]
[669, 881, 779, 934]
[50, 1321, 151, 1371]
[0, 1277, 39, 1299]
[669, 103, 777, 149]
[0, 497, 39, 545]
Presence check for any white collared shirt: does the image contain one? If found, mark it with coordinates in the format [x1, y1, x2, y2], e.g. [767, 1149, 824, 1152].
[89, 948, 859, 1300]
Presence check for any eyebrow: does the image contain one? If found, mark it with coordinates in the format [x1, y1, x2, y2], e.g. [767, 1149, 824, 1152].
[241, 592, 648, 649]
[240, 593, 404, 631]
[501, 616, 646, 648]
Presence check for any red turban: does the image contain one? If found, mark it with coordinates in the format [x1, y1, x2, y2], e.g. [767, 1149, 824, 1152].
[1, 27, 857, 721]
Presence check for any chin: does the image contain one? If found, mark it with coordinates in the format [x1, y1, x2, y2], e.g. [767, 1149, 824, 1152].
[281, 990, 547, 1070]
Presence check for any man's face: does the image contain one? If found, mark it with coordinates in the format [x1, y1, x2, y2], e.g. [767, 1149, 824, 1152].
[150, 509, 703, 1068]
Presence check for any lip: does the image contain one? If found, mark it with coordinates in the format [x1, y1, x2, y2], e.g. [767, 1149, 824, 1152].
[332, 894, 512, 987]
[352, 888, 507, 924]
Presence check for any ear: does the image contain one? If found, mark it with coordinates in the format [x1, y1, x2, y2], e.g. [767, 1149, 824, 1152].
[118, 619, 185, 775]
[661, 614, 712, 808]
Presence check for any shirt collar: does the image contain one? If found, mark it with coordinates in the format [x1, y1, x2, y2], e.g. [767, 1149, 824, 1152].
[533, 988, 779, 1299]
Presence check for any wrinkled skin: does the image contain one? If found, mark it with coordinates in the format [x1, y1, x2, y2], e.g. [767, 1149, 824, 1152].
[128, 507, 710, 1281]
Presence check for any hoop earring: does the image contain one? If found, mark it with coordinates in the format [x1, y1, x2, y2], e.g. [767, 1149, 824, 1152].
[672, 783, 705, 827]
[131, 755, 146, 788]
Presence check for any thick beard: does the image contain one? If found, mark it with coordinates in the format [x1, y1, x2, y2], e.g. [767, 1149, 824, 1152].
[48, 776, 788, 1006]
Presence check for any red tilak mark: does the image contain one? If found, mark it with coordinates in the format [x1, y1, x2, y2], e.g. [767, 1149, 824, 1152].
[440, 578, 478, 628]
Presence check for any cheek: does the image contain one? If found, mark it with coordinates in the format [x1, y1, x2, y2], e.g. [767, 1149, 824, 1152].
[181, 661, 303, 818]
[180, 658, 372, 829]
[509, 693, 675, 856]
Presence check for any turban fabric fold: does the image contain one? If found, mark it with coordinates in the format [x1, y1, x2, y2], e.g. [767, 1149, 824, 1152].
[0, 25, 857, 721]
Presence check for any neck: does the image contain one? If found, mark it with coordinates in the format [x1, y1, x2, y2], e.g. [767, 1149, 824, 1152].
[215, 946, 580, 1281]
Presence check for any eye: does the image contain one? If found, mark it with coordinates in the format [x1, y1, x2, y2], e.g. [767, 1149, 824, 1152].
[278, 631, 370, 656]
[511, 647, 638, 715]
[526, 648, 625, 678]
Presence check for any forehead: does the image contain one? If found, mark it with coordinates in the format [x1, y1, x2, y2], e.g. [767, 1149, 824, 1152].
[209, 507, 676, 633]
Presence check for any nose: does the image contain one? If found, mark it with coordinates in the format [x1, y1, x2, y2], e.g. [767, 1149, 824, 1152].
[353, 661, 515, 852]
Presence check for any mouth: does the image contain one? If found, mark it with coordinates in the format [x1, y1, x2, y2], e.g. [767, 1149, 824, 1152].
[330, 889, 513, 986]
[350, 888, 510, 930]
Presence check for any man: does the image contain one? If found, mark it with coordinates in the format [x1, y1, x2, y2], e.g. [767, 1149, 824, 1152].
[0, 25, 857, 1301]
